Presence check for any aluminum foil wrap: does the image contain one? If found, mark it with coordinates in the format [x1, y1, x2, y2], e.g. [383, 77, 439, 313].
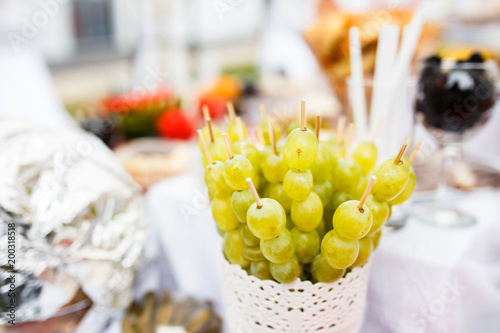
[0, 121, 147, 324]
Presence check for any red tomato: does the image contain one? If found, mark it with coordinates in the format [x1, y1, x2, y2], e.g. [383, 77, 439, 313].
[156, 109, 195, 140]
[198, 96, 228, 119]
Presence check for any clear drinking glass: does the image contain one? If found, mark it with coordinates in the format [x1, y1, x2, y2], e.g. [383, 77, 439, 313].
[414, 57, 498, 227]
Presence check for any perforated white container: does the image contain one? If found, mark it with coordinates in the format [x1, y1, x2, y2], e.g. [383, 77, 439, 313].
[222, 260, 371, 333]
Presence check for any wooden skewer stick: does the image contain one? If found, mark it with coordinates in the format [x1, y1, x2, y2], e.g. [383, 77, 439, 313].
[268, 117, 277, 155]
[358, 175, 377, 211]
[202, 105, 214, 142]
[394, 143, 408, 165]
[344, 123, 354, 159]
[248, 129, 259, 147]
[202, 105, 210, 120]
[206, 119, 214, 143]
[405, 136, 413, 154]
[259, 103, 267, 121]
[337, 115, 346, 146]
[300, 99, 306, 131]
[246, 177, 262, 209]
[236, 117, 245, 141]
[240, 141, 247, 157]
[408, 141, 422, 166]
[315, 114, 321, 140]
[227, 101, 236, 121]
[222, 134, 233, 159]
[197, 130, 214, 165]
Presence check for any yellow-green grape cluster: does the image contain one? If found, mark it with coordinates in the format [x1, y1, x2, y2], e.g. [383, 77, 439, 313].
[200, 107, 419, 285]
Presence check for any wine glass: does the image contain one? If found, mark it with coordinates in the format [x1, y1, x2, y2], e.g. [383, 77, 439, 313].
[414, 55, 498, 227]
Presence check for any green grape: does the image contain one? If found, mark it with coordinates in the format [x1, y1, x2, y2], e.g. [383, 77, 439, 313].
[265, 183, 292, 214]
[353, 142, 378, 175]
[240, 224, 260, 248]
[242, 247, 267, 262]
[231, 189, 255, 223]
[350, 237, 373, 268]
[262, 153, 289, 184]
[314, 143, 333, 177]
[371, 158, 410, 201]
[217, 226, 226, 237]
[260, 229, 295, 264]
[201, 139, 227, 167]
[258, 120, 281, 146]
[332, 200, 372, 240]
[311, 253, 345, 283]
[332, 158, 362, 192]
[315, 219, 326, 239]
[212, 196, 239, 231]
[223, 229, 250, 268]
[228, 119, 247, 143]
[291, 227, 320, 264]
[389, 168, 416, 205]
[286, 121, 301, 135]
[312, 179, 333, 208]
[321, 230, 359, 269]
[260, 145, 275, 161]
[269, 255, 302, 284]
[232, 140, 261, 173]
[251, 260, 273, 280]
[328, 144, 345, 166]
[198, 125, 222, 146]
[370, 230, 382, 249]
[283, 128, 319, 172]
[350, 176, 368, 201]
[247, 198, 286, 240]
[291, 192, 323, 232]
[223, 154, 254, 191]
[365, 195, 389, 236]
[331, 191, 352, 211]
[283, 169, 313, 201]
[205, 161, 233, 198]
[310, 143, 332, 181]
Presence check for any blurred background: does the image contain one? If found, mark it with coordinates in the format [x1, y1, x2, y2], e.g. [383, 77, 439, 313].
[1, 0, 500, 332]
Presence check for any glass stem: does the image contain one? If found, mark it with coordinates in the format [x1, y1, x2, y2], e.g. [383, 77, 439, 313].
[435, 144, 462, 208]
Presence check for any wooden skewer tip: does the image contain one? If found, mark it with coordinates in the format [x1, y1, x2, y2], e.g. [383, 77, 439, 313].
[197, 129, 214, 165]
[358, 175, 377, 211]
[394, 143, 408, 165]
[408, 141, 422, 166]
[268, 117, 277, 155]
[222, 133, 233, 159]
[246, 177, 262, 208]
[227, 101, 236, 120]
[202, 105, 210, 120]
[315, 114, 321, 140]
[300, 100, 306, 131]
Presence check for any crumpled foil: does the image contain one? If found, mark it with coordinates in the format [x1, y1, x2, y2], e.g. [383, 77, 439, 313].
[0, 120, 147, 325]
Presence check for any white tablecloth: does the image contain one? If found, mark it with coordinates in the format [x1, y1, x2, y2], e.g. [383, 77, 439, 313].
[146, 169, 500, 333]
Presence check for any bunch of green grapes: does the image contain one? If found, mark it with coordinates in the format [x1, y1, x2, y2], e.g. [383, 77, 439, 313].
[199, 105, 420, 285]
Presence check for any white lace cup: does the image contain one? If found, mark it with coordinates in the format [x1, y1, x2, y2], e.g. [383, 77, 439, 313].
[222, 260, 371, 333]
